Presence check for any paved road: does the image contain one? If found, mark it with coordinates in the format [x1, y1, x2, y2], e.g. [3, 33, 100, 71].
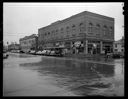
[3, 53, 124, 96]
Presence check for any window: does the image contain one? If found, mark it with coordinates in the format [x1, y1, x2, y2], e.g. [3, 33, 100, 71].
[61, 28, 63, 33]
[79, 23, 84, 32]
[103, 25, 108, 36]
[72, 24, 76, 31]
[66, 26, 70, 33]
[96, 24, 100, 35]
[56, 29, 58, 34]
[115, 44, 117, 48]
[48, 32, 50, 35]
[45, 32, 47, 36]
[109, 26, 113, 36]
[121, 49, 124, 52]
[122, 44, 124, 47]
[52, 30, 55, 36]
[88, 22, 93, 33]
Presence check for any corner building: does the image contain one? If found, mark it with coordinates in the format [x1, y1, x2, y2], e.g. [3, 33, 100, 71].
[38, 11, 114, 54]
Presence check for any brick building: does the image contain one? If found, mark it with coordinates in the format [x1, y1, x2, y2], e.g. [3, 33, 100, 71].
[38, 11, 114, 54]
[19, 34, 38, 53]
[8, 43, 20, 51]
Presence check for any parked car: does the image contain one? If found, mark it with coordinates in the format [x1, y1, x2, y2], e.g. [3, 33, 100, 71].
[29, 50, 36, 54]
[19, 50, 25, 53]
[45, 50, 51, 56]
[36, 51, 42, 55]
[50, 50, 56, 56]
[41, 50, 47, 55]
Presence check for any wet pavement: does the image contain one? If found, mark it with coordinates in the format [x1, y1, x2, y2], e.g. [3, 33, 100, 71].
[3, 53, 124, 96]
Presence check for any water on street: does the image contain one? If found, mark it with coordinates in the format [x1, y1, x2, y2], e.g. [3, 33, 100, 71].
[3, 53, 124, 96]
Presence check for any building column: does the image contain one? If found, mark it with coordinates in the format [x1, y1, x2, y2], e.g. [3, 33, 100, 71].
[85, 40, 88, 54]
[100, 41, 103, 54]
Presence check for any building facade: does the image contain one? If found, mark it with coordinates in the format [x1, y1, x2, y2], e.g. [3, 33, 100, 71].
[38, 11, 114, 54]
[8, 43, 20, 51]
[19, 34, 38, 53]
[114, 36, 124, 55]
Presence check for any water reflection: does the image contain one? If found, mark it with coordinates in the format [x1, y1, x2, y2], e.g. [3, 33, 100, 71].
[20, 56, 117, 96]
[8, 53, 36, 58]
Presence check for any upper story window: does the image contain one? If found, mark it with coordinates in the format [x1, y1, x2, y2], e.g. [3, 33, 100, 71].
[61, 28, 63, 33]
[56, 29, 58, 35]
[66, 26, 70, 33]
[96, 24, 100, 34]
[103, 25, 108, 36]
[72, 24, 76, 31]
[122, 44, 124, 47]
[96, 24, 100, 29]
[51, 30, 54, 36]
[88, 22, 93, 33]
[115, 44, 117, 48]
[79, 22, 85, 32]
[109, 26, 113, 35]
[45, 32, 47, 36]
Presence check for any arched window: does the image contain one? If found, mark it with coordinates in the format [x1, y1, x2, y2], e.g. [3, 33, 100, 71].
[61, 28, 63, 33]
[79, 22, 84, 32]
[72, 24, 76, 31]
[103, 25, 108, 36]
[66, 26, 70, 33]
[45, 32, 47, 36]
[109, 26, 113, 36]
[88, 22, 93, 33]
[96, 24, 100, 34]
[96, 24, 100, 28]
[56, 29, 58, 34]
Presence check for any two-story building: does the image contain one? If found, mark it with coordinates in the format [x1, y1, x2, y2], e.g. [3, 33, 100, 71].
[8, 43, 20, 51]
[19, 34, 38, 53]
[38, 11, 114, 54]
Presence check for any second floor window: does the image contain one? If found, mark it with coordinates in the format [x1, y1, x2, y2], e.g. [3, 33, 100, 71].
[79, 23, 85, 32]
[72, 24, 76, 32]
[61, 28, 63, 33]
[88, 22, 93, 33]
[96, 24, 100, 34]
[109, 26, 113, 36]
[56, 29, 58, 35]
[103, 25, 108, 36]
[66, 26, 70, 33]
[115, 44, 117, 48]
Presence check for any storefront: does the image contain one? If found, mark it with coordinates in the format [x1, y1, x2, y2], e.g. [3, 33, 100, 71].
[87, 40, 100, 54]
[103, 42, 113, 52]
[72, 41, 84, 54]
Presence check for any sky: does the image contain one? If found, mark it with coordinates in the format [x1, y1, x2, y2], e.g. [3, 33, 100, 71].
[3, 2, 124, 45]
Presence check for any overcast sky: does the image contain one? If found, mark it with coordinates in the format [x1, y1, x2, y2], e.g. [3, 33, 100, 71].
[3, 2, 124, 45]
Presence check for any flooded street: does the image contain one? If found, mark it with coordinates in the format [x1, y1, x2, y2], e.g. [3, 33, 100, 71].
[3, 53, 124, 96]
